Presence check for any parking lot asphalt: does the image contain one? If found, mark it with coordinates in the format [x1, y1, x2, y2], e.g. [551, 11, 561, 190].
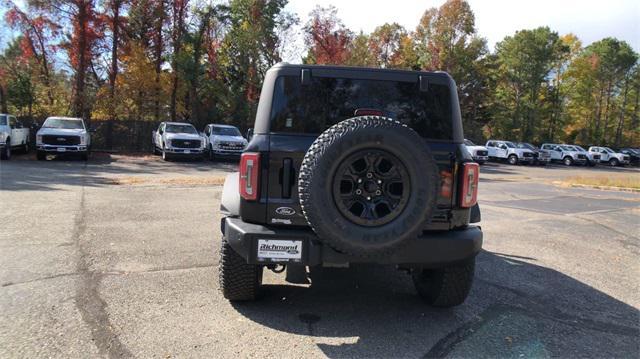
[1, 154, 639, 358]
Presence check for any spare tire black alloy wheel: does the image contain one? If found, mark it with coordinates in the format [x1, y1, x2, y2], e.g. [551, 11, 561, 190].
[299, 116, 439, 258]
[333, 149, 410, 227]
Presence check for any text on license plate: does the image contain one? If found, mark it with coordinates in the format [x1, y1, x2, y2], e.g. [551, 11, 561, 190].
[257, 239, 302, 262]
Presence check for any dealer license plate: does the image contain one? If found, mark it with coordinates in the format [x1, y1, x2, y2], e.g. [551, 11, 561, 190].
[257, 239, 302, 262]
[57, 148, 66, 152]
[184, 150, 190, 154]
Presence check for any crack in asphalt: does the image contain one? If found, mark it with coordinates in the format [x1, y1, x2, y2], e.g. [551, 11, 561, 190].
[1, 272, 80, 288]
[1, 264, 216, 288]
[72, 164, 133, 359]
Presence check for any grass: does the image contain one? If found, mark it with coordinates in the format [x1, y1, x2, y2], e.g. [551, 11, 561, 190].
[561, 175, 640, 190]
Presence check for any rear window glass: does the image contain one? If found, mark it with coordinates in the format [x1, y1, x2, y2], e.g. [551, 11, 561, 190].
[270, 76, 453, 140]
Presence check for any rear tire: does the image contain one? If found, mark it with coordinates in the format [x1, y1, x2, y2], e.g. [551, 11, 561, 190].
[563, 156, 573, 166]
[412, 258, 475, 307]
[0, 139, 10, 160]
[219, 239, 262, 301]
[162, 147, 170, 161]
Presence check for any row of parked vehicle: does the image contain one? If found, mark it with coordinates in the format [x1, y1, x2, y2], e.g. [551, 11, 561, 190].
[463, 139, 638, 167]
[0, 114, 92, 161]
[151, 121, 247, 161]
[0, 114, 249, 162]
[2, 113, 638, 167]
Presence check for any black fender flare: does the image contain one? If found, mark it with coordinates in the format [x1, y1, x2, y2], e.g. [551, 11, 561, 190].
[470, 203, 481, 223]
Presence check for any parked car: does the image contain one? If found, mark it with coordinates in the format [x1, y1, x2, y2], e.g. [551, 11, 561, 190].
[486, 140, 535, 165]
[618, 148, 640, 166]
[540, 143, 587, 166]
[36, 117, 91, 161]
[588, 146, 630, 167]
[152, 122, 205, 161]
[515, 142, 550, 166]
[0, 114, 30, 160]
[463, 139, 488, 164]
[218, 64, 482, 307]
[203, 124, 247, 160]
[566, 145, 600, 166]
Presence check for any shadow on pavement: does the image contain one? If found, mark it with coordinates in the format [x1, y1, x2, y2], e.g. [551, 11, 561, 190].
[0, 152, 237, 191]
[231, 251, 639, 358]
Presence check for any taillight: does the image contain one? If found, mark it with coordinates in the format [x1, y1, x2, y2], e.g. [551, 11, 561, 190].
[239, 152, 260, 201]
[440, 170, 453, 198]
[459, 162, 479, 208]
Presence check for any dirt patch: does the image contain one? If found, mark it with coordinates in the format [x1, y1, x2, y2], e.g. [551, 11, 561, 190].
[557, 174, 640, 191]
[108, 175, 226, 186]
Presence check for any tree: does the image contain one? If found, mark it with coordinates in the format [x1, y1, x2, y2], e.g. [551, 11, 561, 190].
[182, 3, 228, 124]
[346, 32, 375, 67]
[5, 2, 60, 108]
[29, 0, 104, 118]
[104, 0, 127, 120]
[218, 0, 292, 128]
[564, 38, 637, 145]
[368, 23, 406, 68]
[169, 0, 189, 120]
[414, 0, 489, 139]
[303, 6, 351, 65]
[491, 27, 568, 142]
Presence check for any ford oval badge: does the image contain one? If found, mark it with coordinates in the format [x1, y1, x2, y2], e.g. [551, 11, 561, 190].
[276, 207, 296, 216]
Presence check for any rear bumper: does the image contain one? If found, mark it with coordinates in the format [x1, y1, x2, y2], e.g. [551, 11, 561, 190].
[222, 217, 483, 267]
[37, 145, 88, 153]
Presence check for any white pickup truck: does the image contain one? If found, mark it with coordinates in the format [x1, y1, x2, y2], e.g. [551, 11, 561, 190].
[0, 114, 30, 160]
[588, 146, 630, 167]
[36, 117, 91, 161]
[203, 124, 247, 160]
[486, 140, 535, 165]
[567, 145, 600, 166]
[540, 143, 587, 166]
[463, 139, 488, 164]
[152, 122, 205, 161]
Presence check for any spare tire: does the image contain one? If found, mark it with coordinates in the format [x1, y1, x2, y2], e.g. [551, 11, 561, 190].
[298, 116, 439, 258]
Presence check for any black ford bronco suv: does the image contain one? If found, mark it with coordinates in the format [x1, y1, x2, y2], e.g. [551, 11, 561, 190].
[218, 64, 482, 307]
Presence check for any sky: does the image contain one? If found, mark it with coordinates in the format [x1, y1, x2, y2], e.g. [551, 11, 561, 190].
[1, 0, 638, 59]
[285, 0, 639, 54]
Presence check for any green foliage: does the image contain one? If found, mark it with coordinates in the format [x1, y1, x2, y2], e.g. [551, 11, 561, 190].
[490, 27, 569, 142]
[1, 0, 638, 148]
[217, 0, 291, 129]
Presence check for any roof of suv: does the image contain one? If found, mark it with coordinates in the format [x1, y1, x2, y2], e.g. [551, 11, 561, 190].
[45, 116, 83, 121]
[268, 63, 453, 78]
[212, 124, 238, 128]
[255, 63, 463, 142]
[165, 121, 195, 126]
